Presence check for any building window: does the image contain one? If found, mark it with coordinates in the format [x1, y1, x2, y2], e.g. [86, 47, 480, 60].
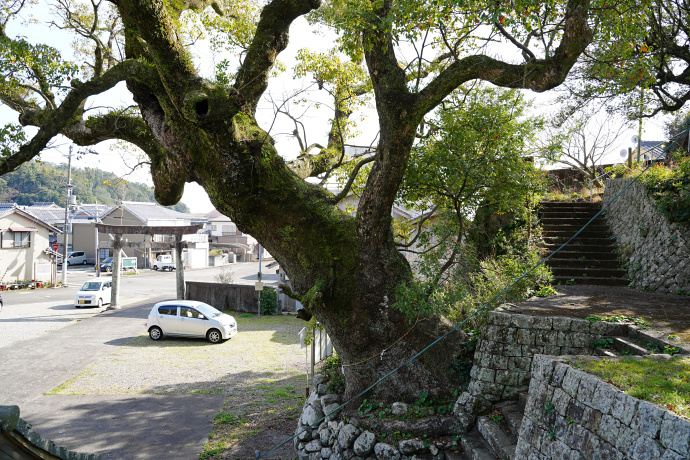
[13, 231, 31, 248]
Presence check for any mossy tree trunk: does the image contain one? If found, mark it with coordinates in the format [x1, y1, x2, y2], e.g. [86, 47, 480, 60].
[1, 0, 594, 402]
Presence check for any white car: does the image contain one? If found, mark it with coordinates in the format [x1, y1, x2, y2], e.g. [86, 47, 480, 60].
[74, 279, 111, 308]
[146, 300, 238, 344]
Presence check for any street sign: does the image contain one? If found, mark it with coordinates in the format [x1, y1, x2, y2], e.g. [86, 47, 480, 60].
[52, 244, 59, 251]
[255, 282, 264, 291]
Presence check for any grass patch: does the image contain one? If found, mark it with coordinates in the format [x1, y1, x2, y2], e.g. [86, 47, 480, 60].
[578, 357, 690, 419]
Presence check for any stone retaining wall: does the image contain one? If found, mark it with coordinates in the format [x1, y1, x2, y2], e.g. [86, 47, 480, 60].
[515, 355, 690, 459]
[603, 178, 690, 294]
[453, 309, 628, 419]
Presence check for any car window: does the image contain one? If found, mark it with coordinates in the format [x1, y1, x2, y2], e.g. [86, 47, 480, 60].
[81, 282, 102, 291]
[194, 303, 222, 318]
[158, 305, 178, 316]
[180, 307, 204, 319]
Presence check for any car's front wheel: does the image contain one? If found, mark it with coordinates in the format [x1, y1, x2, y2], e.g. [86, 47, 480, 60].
[106, 266, 112, 272]
[153, 266, 158, 271]
[82, 260, 87, 265]
[206, 329, 222, 344]
[149, 326, 163, 341]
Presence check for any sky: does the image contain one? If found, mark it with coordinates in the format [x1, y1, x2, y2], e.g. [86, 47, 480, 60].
[1, 5, 673, 213]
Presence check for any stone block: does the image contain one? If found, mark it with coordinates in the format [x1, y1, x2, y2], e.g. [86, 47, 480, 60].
[373, 442, 400, 460]
[515, 371, 532, 386]
[552, 388, 571, 416]
[551, 362, 570, 387]
[570, 319, 591, 332]
[510, 314, 536, 329]
[565, 401, 586, 425]
[470, 366, 496, 383]
[659, 412, 690, 457]
[595, 414, 622, 447]
[468, 380, 504, 401]
[611, 391, 638, 425]
[532, 316, 554, 330]
[535, 330, 560, 346]
[472, 352, 489, 367]
[494, 369, 518, 386]
[531, 355, 558, 380]
[489, 354, 509, 370]
[591, 321, 628, 336]
[581, 407, 603, 432]
[488, 311, 513, 326]
[353, 431, 376, 457]
[590, 381, 616, 415]
[544, 345, 563, 356]
[517, 328, 536, 345]
[576, 373, 598, 405]
[522, 344, 546, 357]
[480, 340, 504, 355]
[503, 343, 523, 357]
[508, 356, 532, 372]
[338, 424, 360, 449]
[502, 384, 528, 401]
[565, 332, 594, 348]
[629, 435, 663, 459]
[551, 317, 573, 331]
[630, 401, 664, 439]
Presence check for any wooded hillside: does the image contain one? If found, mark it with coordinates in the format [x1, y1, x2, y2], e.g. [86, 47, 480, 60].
[0, 161, 190, 212]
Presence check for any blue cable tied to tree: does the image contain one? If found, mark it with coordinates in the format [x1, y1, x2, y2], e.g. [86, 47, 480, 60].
[257, 127, 689, 459]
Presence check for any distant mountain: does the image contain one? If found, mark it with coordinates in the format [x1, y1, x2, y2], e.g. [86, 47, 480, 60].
[0, 160, 190, 213]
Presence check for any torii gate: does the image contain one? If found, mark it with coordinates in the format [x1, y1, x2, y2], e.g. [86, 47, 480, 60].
[96, 223, 203, 309]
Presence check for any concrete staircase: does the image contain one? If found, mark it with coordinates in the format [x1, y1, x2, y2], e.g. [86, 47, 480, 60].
[539, 201, 628, 286]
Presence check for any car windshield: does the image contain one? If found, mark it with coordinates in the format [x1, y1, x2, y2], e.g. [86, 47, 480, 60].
[194, 303, 222, 318]
[102, 258, 113, 263]
[81, 282, 103, 291]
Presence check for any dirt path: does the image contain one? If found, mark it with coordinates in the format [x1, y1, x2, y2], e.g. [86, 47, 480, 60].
[511, 285, 690, 342]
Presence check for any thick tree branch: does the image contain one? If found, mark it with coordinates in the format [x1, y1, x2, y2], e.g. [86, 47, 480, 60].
[1, 59, 149, 175]
[235, 0, 321, 109]
[414, 0, 592, 118]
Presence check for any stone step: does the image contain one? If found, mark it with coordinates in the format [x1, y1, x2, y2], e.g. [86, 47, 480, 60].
[550, 267, 628, 278]
[540, 217, 607, 226]
[553, 276, 630, 287]
[613, 337, 651, 356]
[545, 251, 619, 261]
[544, 243, 617, 253]
[459, 431, 498, 460]
[542, 223, 610, 232]
[594, 348, 619, 357]
[540, 210, 602, 218]
[477, 416, 517, 460]
[543, 231, 614, 240]
[498, 404, 524, 439]
[540, 201, 602, 208]
[547, 258, 622, 269]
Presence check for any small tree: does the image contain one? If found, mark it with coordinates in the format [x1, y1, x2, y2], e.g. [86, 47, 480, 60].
[545, 113, 625, 188]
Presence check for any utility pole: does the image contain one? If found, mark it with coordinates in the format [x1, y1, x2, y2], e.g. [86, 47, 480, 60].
[61, 146, 73, 287]
[257, 243, 262, 318]
[637, 88, 643, 162]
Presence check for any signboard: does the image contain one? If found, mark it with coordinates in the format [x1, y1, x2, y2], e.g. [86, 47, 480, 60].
[52, 244, 59, 251]
[255, 282, 264, 291]
[122, 257, 137, 269]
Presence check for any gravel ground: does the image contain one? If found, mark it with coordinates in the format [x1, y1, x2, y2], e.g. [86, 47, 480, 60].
[47, 313, 308, 458]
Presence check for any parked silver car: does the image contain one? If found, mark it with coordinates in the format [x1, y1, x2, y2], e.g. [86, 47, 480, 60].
[146, 300, 238, 343]
[74, 279, 112, 308]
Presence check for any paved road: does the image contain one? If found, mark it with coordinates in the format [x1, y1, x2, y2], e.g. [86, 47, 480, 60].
[0, 261, 282, 459]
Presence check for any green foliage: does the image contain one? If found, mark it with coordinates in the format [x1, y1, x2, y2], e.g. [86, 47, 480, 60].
[259, 286, 278, 315]
[585, 314, 650, 328]
[535, 285, 558, 297]
[209, 248, 223, 257]
[590, 338, 614, 349]
[0, 124, 26, 159]
[322, 353, 345, 395]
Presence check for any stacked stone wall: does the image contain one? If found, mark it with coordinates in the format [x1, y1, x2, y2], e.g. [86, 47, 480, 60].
[603, 178, 690, 294]
[453, 309, 627, 418]
[515, 355, 690, 459]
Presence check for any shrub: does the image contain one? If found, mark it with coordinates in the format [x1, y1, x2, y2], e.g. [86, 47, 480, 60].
[209, 248, 223, 257]
[214, 267, 235, 284]
[260, 286, 278, 315]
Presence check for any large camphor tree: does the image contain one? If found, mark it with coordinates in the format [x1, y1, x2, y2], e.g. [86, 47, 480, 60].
[1, 0, 595, 402]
